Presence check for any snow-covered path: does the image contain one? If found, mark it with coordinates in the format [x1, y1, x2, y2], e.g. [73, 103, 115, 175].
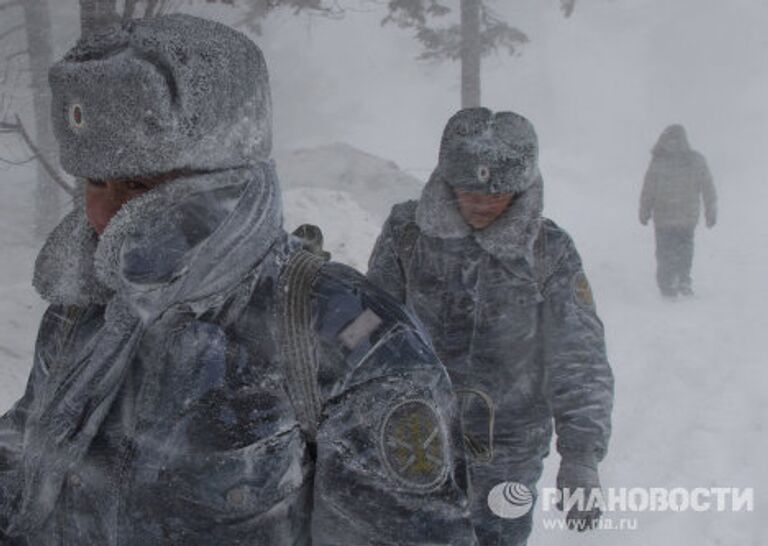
[0, 160, 763, 544]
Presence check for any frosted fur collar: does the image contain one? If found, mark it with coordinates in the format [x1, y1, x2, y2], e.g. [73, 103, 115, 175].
[34, 162, 282, 312]
[415, 170, 543, 264]
[33, 202, 111, 306]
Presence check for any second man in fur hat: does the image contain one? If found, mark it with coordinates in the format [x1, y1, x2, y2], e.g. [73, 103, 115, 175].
[368, 108, 615, 545]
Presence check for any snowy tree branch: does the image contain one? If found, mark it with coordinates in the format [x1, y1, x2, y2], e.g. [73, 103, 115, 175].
[0, 23, 24, 42]
[234, 0, 344, 33]
[0, 155, 35, 166]
[0, 116, 76, 196]
[384, 0, 573, 62]
[5, 49, 29, 62]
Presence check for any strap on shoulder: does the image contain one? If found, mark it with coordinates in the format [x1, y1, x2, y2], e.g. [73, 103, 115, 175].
[278, 250, 326, 442]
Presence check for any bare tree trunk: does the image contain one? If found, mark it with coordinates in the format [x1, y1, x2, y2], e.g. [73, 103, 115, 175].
[460, 0, 481, 108]
[21, 0, 60, 238]
[79, 0, 119, 36]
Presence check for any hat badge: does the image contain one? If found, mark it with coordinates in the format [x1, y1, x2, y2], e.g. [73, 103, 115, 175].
[68, 103, 85, 130]
[477, 164, 491, 183]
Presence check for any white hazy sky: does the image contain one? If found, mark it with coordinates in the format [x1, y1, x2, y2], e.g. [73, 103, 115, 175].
[46, 0, 767, 191]
[212, 0, 768, 189]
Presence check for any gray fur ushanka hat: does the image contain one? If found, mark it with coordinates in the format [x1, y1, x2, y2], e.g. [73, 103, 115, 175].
[49, 14, 272, 180]
[436, 107, 539, 194]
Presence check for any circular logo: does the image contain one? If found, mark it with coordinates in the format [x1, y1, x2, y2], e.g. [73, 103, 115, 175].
[488, 482, 534, 519]
[477, 164, 491, 183]
[68, 103, 85, 130]
[380, 400, 448, 491]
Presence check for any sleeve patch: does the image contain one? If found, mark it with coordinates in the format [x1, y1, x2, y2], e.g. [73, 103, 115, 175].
[572, 271, 595, 310]
[380, 400, 449, 491]
[338, 309, 383, 350]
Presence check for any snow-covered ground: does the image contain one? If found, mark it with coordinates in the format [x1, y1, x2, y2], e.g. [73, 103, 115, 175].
[0, 145, 764, 544]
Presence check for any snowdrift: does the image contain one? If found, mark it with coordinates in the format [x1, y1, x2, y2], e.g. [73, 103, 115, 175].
[275, 142, 423, 222]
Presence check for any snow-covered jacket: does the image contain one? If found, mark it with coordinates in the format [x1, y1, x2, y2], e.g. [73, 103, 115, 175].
[640, 126, 717, 228]
[0, 164, 476, 545]
[368, 171, 614, 465]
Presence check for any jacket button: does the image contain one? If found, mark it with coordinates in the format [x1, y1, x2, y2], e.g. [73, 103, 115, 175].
[69, 474, 82, 487]
[227, 487, 245, 507]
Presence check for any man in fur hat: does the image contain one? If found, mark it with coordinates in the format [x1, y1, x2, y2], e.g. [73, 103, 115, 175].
[368, 108, 614, 545]
[0, 15, 477, 545]
[640, 124, 717, 297]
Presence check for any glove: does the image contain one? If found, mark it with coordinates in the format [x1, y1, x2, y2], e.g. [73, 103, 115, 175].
[639, 210, 651, 226]
[705, 212, 717, 229]
[556, 457, 602, 532]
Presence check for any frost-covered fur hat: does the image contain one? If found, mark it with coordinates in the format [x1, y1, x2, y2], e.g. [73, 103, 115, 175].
[435, 108, 539, 194]
[49, 14, 272, 180]
[416, 108, 544, 263]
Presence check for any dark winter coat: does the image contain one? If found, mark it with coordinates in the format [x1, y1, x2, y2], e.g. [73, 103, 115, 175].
[0, 164, 476, 545]
[368, 171, 614, 467]
[640, 126, 717, 228]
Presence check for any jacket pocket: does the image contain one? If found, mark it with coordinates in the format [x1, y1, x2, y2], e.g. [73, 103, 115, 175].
[134, 428, 312, 536]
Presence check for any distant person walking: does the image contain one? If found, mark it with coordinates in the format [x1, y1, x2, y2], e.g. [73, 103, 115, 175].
[640, 125, 717, 297]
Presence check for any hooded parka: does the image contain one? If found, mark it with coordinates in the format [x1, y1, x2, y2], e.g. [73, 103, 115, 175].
[639, 125, 717, 296]
[640, 125, 717, 229]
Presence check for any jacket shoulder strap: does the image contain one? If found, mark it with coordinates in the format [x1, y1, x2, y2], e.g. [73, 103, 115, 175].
[277, 250, 326, 442]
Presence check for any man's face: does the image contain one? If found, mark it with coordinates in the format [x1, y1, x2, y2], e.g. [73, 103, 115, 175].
[454, 189, 514, 230]
[85, 174, 172, 235]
